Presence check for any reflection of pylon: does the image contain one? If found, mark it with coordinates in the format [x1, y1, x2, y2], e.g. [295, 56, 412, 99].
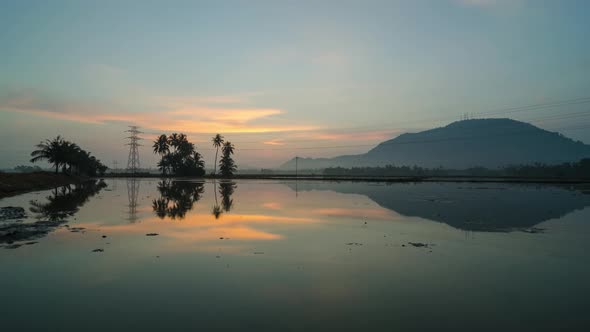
[126, 126, 143, 175]
[127, 178, 140, 223]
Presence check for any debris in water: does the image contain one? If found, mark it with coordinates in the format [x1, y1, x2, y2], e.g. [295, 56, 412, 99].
[521, 227, 545, 234]
[408, 242, 430, 248]
[24, 241, 38, 245]
[253, 252, 265, 255]
[0, 206, 27, 221]
[92, 248, 104, 252]
[346, 242, 363, 246]
[146, 233, 159, 236]
[102, 235, 107, 238]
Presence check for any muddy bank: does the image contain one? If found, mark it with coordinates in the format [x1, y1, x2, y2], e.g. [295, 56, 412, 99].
[0, 172, 90, 198]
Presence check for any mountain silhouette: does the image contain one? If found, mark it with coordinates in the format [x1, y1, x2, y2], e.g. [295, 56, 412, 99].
[280, 118, 590, 169]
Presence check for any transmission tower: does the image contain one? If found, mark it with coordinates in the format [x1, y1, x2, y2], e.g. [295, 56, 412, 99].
[125, 126, 143, 175]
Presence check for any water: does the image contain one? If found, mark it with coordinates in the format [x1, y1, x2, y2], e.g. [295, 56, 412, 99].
[1, 179, 589, 331]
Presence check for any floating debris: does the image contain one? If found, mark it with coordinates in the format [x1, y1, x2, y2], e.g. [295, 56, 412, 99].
[521, 227, 545, 234]
[24, 241, 38, 245]
[253, 252, 265, 255]
[0, 206, 27, 221]
[69, 227, 86, 233]
[102, 235, 107, 238]
[146, 233, 159, 236]
[408, 242, 430, 248]
[346, 242, 363, 246]
[92, 248, 104, 252]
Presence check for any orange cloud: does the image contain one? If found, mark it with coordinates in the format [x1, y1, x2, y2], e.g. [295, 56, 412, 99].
[0, 94, 319, 134]
[262, 139, 286, 146]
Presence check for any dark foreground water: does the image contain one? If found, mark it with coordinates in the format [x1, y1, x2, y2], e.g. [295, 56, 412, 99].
[1, 179, 590, 331]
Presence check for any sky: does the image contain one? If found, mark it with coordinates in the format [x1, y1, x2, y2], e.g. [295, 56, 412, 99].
[1, 0, 590, 169]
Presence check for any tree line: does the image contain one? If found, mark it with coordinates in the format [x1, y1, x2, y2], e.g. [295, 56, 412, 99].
[152, 133, 236, 177]
[30, 136, 108, 176]
[323, 159, 590, 178]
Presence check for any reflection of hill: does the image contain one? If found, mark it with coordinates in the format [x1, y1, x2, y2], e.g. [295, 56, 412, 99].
[285, 182, 590, 232]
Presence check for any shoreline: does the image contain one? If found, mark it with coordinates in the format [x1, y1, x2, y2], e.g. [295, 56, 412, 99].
[0, 172, 91, 199]
[101, 173, 590, 184]
[2, 172, 589, 199]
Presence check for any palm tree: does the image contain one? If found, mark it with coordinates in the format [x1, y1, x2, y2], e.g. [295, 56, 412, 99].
[30, 136, 65, 173]
[219, 141, 237, 177]
[221, 141, 234, 155]
[153, 134, 169, 155]
[169, 133, 180, 148]
[211, 134, 224, 175]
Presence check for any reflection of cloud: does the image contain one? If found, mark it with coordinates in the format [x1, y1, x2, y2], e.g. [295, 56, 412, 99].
[262, 202, 283, 210]
[168, 226, 282, 241]
[315, 208, 399, 220]
[75, 213, 315, 248]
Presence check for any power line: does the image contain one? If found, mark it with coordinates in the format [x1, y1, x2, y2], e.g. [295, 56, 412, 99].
[207, 96, 590, 146]
[139, 96, 590, 151]
[216, 122, 590, 151]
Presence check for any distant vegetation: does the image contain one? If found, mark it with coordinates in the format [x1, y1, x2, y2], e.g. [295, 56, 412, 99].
[323, 158, 590, 178]
[30, 136, 108, 176]
[153, 133, 206, 176]
[13, 165, 43, 173]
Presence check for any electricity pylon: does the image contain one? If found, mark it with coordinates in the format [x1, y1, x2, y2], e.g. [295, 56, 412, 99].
[126, 126, 143, 175]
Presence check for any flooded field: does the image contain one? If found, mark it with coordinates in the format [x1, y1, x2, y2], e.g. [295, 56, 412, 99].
[1, 179, 590, 331]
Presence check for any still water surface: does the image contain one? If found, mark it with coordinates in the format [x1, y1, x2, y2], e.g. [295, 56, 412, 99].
[1, 179, 589, 331]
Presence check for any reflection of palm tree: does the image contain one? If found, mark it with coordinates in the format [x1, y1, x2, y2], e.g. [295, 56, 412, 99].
[211, 178, 221, 219]
[151, 180, 204, 220]
[152, 198, 168, 219]
[211, 205, 223, 219]
[219, 181, 236, 212]
[212, 134, 224, 175]
[29, 180, 107, 221]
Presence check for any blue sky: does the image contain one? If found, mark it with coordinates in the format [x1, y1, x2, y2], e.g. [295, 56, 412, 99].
[1, 0, 589, 168]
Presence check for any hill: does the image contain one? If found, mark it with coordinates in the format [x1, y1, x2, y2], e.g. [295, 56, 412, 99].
[280, 118, 590, 170]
